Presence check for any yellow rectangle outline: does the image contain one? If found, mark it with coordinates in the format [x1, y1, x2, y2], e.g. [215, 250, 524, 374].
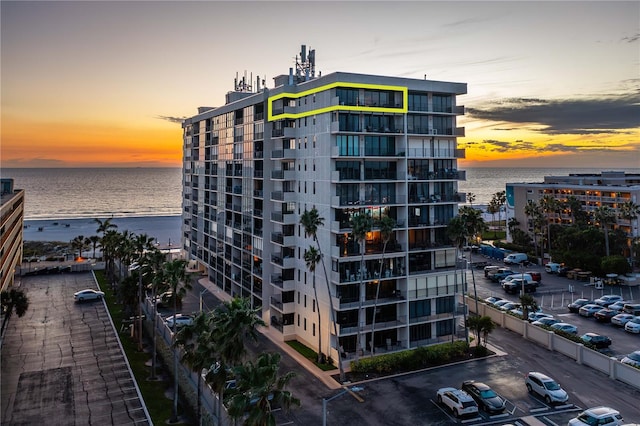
[267, 82, 408, 121]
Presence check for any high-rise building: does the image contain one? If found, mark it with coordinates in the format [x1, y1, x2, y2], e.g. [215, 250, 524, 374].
[182, 47, 468, 363]
[0, 178, 25, 292]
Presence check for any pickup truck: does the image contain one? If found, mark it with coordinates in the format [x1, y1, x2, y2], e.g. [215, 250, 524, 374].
[502, 278, 538, 294]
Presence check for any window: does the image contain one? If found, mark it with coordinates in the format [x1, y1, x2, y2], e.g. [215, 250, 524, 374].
[435, 296, 454, 314]
[336, 161, 360, 180]
[364, 136, 395, 156]
[313, 323, 316, 336]
[337, 135, 359, 156]
[304, 318, 307, 330]
[409, 300, 431, 318]
[408, 93, 428, 111]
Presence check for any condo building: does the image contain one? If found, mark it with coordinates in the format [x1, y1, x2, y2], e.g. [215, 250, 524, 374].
[182, 47, 468, 362]
[506, 171, 640, 242]
[0, 178, 25, 292]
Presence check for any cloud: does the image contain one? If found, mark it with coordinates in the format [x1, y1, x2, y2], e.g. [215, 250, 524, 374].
[156, 115, 186, 124]
[2, 158, 67, 168]
[467, 139, 639, 154]
[467, 93, 640, 134]
[622, 33, 640, 43]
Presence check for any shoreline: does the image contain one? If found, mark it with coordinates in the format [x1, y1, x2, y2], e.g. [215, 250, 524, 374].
[23, 215, 181, 248]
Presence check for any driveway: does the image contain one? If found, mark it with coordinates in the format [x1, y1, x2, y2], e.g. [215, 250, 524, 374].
[1, 271, 151, 425]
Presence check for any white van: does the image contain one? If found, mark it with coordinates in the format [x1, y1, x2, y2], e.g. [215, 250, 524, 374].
[504, 253, 528, 265]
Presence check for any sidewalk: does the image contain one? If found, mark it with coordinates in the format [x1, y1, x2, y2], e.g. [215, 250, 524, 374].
[198, 277, 343, 390]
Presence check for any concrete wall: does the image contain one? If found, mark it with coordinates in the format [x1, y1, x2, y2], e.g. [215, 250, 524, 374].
[469, 298, 640, 391]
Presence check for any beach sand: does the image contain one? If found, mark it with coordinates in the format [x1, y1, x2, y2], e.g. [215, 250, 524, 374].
[23, 215, 181, 249]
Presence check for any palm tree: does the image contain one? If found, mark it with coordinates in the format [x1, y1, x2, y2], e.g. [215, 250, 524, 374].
[477, 316, 496, 347]
[350, 211, 372, 360]
[593, 206, 617, 257]
[94, 217, 117, 237]
[0, 288, 29, 335]
[619, 200, 640, 264]
[132, 234, 156, 350]
[304, 246, 323, 363]
[147, 248, 168, 380]
[487, 197, 500, 238]
[519, 294, 538, 322]
[524, 200, 544, 260]
[539, 195, 559, 261]
[226, 352, 300, 425]
[370, 215, 395, 355]
[175, 311, 216, 424]
[467, 192, 476, 206]
[495, 190, 506, 232]
[88, 235, 101, 259]
[70, 235, 89, 259]
[163, 258, 192, 423]
[101, 229, 121, 285]
[300, 207, 345, 383]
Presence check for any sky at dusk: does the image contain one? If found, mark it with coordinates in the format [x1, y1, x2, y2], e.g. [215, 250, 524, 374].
[1, 1, 639, 169]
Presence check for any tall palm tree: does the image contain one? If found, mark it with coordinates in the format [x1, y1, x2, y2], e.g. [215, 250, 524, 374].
[350, 211, 372, 360]
[370, 215, 395, 355]
[0, 288, 29, 335]
[88, 235, 101, 259]
[524, 200, 543, 260]
[619, 200, 640, 264]
[487, 197, 500, 238]
[163, 258, 192, 423]
[304, 246, 323, 363]
[70, 235, 89, 259]
[495, 190, 506, 232]
[132, 233, 156, 351]
[539, 195, 559, 261]
[300, 207, 345, 382]
[226, 352, 300, 425]
[101, 229, 121, 285]
[519, 293, 538, 322]
[147, 248, 168, 380]
[467, 192, 476, 206]
[94, 217, 117, 237]
[593, 206, 617, 257]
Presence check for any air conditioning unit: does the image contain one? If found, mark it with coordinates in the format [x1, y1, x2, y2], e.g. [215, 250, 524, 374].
[430, 129, 438, 135]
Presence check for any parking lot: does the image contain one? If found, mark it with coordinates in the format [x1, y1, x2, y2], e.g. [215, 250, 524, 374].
[1, 271, 151, 426]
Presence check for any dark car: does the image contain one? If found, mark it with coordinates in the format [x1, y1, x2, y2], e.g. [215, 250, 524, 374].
[557, 266, 570, 277]
[568, 298, 593, 313]
[580, 333, 612, 349]
[594, 308, 617, 323]
[461, 380, 506, 414]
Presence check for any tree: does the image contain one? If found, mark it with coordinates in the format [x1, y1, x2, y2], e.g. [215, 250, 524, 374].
[1, 288, 29, 335]
[619, 200, 640, 264]
[132, 233, 156, 351]
[94, 217, 117, 237]
[539, 195, 560, 260]
[304, 246, 323, 363]
[601, 255, 632, 276]
[370, 215, 395, 355]
[524, 200, 544, 260]
[226, 352, 300, 426]
[593, 206, 616, 257]
[299, 208, 345, 382]
[519, 294, 538, 322]
[70, 235, 90, 259]
[163, 258, 193, 423]
[495, 190, 506, 232]
[88, 235, 101, 259]
[350, 211, 372, 360]
[477, 316, 495, 348]
[487, 198, 500, 238]
[147, 248, 168, 380]
[467, 192, 476, 206]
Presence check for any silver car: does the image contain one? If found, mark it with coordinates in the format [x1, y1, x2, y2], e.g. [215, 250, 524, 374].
[525, 372, 569, 404]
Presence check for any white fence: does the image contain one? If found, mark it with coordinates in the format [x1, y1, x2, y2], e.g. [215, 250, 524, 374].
[470, 299, 640, 391]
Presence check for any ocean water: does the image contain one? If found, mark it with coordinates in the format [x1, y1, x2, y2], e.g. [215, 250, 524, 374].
[3, 167, 638, 220]
[2, 168, 182, 220]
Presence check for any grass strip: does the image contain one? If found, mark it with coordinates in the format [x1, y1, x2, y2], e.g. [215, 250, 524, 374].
[286, 340, 336, 371]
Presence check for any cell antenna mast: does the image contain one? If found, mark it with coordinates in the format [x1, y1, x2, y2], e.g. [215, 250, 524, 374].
[296, 44, 316, 82]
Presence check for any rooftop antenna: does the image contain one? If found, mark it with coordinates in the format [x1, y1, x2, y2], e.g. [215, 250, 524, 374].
[296, 44, 316, 82]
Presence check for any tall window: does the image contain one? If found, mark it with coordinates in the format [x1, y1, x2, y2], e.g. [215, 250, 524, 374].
[337, 135, 359, 156]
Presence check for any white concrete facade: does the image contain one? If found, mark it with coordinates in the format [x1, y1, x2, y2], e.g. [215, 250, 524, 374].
[182, 61, 468, 363]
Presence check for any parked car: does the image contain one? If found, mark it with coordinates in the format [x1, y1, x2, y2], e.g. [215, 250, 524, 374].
[525, 271, 542, 283]
[436, 388, 479, 418]
[594, 308, 617, 323]
[611, 313, 635, 327]
[165, 314, 193, 329]
[528, 312, 554, 322]
[550, 322, 578, 335]
[493, 299, 513, 309]
[460, 380, 506, 414]
[580, 333, 612, 349]
[484, 296, 503, 306]
[568, 406, 623, 426]
[579, 304, 605, 317]
[503, 252, 528, 265]
[502, 278, 537, 294]
[568, 299, 593, 313]
[74, 289, 105, 302]
[623, 303, 640, 316]
[532, 317, 561, 327]
[524, 372, 569, 404]
[594, 295, 624, 308]
[623, 316, 640, 334]
[499, 302, 521, 311]
[545, 262, 561, 273]
[510, 306, 542, 318]
[489, 268, 516, 282]
[484, 265, 500, 278]
[621, 350, 640, 368]
[608, 301, 628, 313]
[154, 291, 183, 309]
[500, 273, 534, 285]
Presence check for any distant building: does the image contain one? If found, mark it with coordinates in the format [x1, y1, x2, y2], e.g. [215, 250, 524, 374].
[181, 46, 468, 363]
[0, 178, 25, 292]
[506, 170, 640, 243]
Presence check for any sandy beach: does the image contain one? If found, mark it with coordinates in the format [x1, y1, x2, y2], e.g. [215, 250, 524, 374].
[23, 215, 181, 249]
